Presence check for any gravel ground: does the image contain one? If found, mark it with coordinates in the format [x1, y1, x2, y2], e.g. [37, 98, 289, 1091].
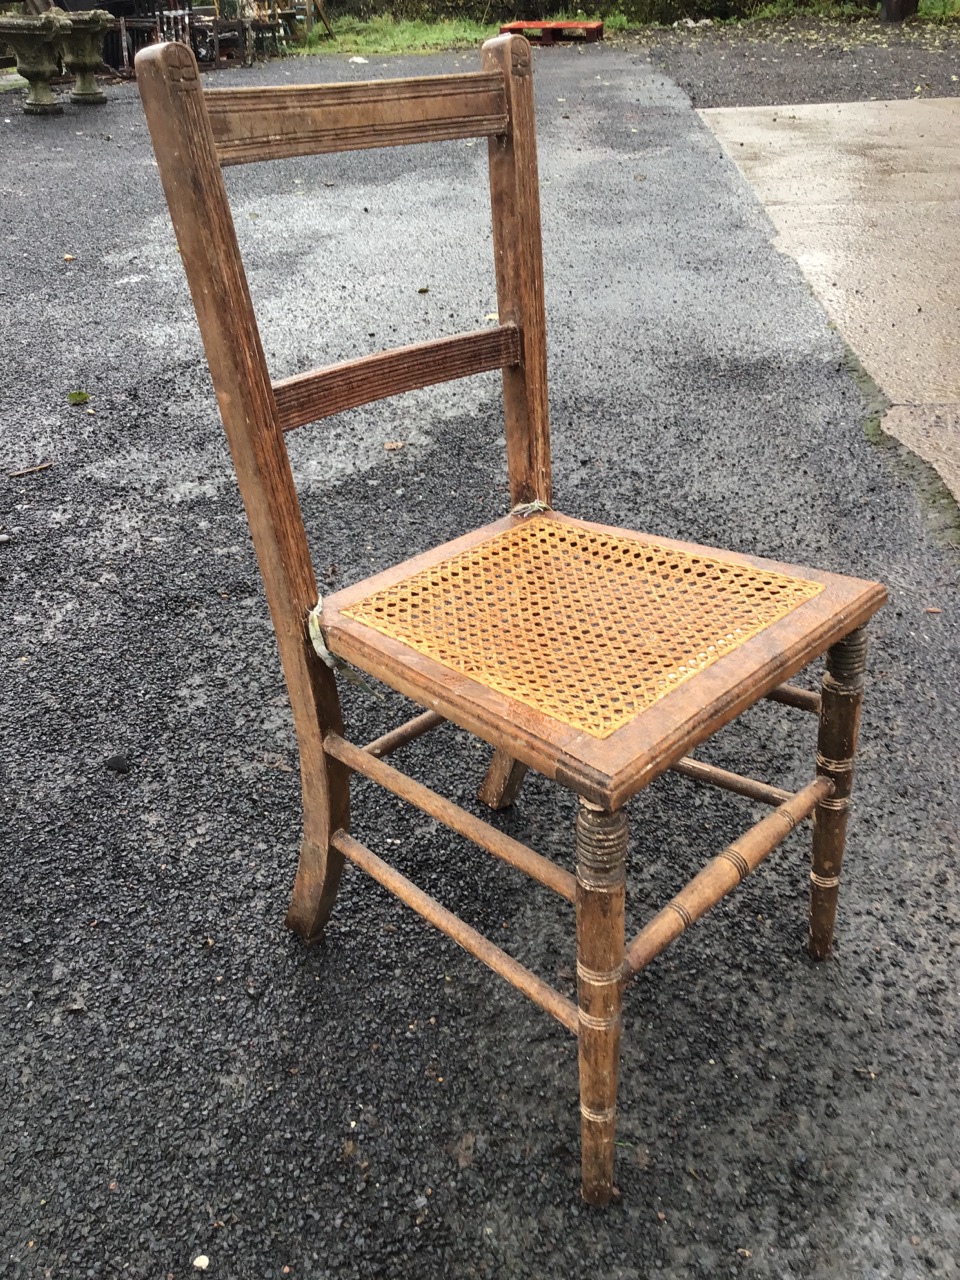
[2, 32, 959, 1280]
[638, 16, 960, 106]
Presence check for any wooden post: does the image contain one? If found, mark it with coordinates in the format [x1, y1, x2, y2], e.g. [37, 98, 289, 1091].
[136, 41, 349, 943]
[475, 33, 549, 808]
[808, 626, 868, 960]
[482, 34, 551, 509]
[314, 0, 334, 38]
[575, 799, 626, 1206]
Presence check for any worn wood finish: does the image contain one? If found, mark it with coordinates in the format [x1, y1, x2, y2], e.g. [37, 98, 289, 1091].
[766, 683, 821, 714]
[477, 748, 529, 809]
[808, 626, 868, 960]
[207, 72, 508, 165]
[575, 801, 627, 1207]
[482, 36, 551, 507]
[140, 37, 887, 1204]
[136, 40, 349, 944]
[273, 326, 520, 432]
[332, 829, 579, 1032]
[500, 20, 604, 44]
[478, 682, 817, 811]
[623, 775, 833, 977]
[669, 756, 793, 807]
[478, 680, 814, 808]
[323, 510, 887, 808]
[325, 733, 577, 903]
[363, 710, 446, 760]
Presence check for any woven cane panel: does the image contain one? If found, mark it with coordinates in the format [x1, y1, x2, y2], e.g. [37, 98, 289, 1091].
[343, 518, 825, 739]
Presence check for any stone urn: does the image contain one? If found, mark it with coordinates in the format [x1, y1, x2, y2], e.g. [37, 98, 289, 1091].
[0, 9, 67, 115]
[56, 7, 113, 106]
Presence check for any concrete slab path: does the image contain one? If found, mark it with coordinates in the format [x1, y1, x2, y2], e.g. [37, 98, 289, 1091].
[701, 98, 960, 502]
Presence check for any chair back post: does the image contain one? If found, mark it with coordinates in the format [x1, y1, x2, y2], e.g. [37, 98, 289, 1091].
[136, 41, 346, 848]
[482, 35, 552, 508]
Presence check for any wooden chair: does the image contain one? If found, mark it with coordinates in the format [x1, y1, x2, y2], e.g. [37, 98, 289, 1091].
[136, 36, 886, 1206]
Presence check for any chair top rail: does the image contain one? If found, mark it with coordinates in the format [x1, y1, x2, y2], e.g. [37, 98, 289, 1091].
[206, 72, 509, 165]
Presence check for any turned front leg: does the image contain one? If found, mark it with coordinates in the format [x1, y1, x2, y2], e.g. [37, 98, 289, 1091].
[575, 799, 627, 1206]
[808, 625, 868, 960]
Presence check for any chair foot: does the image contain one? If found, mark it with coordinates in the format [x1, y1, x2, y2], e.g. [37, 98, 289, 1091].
[575, 799, 626, 1206]
[477, 748, 529, 810]
[285, 834, 346, 943]
[808, 625, 868, 960]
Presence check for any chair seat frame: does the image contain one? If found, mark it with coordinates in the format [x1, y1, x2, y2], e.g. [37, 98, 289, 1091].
[137, 36, 886, 1206]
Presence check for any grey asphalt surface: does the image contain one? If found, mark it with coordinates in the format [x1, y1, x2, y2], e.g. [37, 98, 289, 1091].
[2, 42, 959, 1280]
[641, 17, 960, 108]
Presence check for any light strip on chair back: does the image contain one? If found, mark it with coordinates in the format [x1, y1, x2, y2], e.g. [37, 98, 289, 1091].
[207, 73, 508, 165]
[272, 325, 521, 430]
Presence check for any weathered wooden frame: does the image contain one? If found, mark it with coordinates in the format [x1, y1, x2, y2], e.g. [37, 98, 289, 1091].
[137, 37, 885, 1206]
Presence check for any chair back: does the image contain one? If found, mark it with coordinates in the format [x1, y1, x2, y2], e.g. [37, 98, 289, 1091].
[136, 37, 550, 553]
[136, 35, 551, 769]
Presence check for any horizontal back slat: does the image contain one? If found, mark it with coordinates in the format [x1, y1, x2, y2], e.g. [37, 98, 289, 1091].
[207, 73, 507, 165]
[273, 325, 520, 431]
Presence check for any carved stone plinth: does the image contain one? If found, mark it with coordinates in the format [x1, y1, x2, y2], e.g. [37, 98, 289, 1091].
[57, 8, 113, 106]
[0, 11, 65, 116]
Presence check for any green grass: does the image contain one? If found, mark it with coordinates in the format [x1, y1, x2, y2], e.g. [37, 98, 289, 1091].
[299, 16, 499, 56]
[749, 0, 960, 17]
[293, 4, 959, 57]
[297, 12, 628, 56]
[918, 0, 960, 18]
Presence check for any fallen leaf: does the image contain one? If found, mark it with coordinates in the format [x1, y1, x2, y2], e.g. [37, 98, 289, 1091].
[737, 1248, 752, 1259]
[657, 1210, 666, 1222]
[417, 286, 429, 294]
[63, 254, 75, 262]
[925, 607, 942, 614]
[384, 441, 405, 451]
[67, 390, 90, 406]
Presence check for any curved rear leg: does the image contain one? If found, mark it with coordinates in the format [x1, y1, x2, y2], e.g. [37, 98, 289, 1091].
[478, 748, 529, 810]
[285, 806, 348, 944]
[284, 657, 351, 943]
